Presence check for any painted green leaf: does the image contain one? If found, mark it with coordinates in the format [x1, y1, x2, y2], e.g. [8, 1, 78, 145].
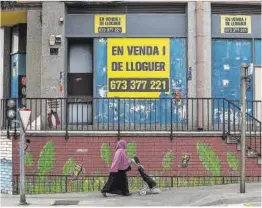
[38, 141, 55, 175]
[162, 151, 174, 170]
[126, 142, 137, 158]
[63, 158, 76, 175]
[100, 143, 112, 168]
[83, 180, 89, 192]
[25, 152, 34, 167]
[197, 142, 221, 176]
[227, 152, 239, 171]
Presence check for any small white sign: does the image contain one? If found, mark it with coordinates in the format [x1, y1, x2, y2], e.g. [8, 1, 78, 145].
[248, 63, 253, 76]
[19, 109, 32, 132]
[49, 35, 55, 46]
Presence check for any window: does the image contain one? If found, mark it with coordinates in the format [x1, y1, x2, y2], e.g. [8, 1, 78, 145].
[68, 39, 93, 97]
[67, 39, 93, 124]
[68, 73, 93, 96]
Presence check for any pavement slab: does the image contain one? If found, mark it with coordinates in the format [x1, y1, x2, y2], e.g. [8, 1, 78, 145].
[0, 183, 261, 207]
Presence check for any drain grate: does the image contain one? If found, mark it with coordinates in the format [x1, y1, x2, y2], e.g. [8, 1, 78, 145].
[53, 200, 80, 206]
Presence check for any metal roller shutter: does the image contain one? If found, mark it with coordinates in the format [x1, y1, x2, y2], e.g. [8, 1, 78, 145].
[67, 3, 186, 14]
[212, 3, 261, 15]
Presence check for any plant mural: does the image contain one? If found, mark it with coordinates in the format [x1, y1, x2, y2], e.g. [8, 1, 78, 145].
[63, 158, 76, 175]
[197, 142, 221, 176]
[38, 141, 55, 175]
[25, 152, 34, 168]
[126, 142, 137, 158]
[227, 152, 239, 172]
[24, 141, 57, 194]
[100, 143, 112, 168]
[20, 139, 260, 195]
[162, 151, 174, 170]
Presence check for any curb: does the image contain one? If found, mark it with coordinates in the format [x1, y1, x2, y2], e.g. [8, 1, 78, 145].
[198, 196, 261, 206]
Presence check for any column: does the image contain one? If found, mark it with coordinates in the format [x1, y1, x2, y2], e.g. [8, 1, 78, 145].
[187, 2, 197, 129]
[41, 2, 67, 130]
[196, 1, 212, 130]
[26, 10, 42, 98]
[41, 1, 66, 98]
[0, 27, 11, 99]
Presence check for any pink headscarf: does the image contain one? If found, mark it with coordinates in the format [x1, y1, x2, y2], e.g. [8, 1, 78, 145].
[110, 140, 131, 172]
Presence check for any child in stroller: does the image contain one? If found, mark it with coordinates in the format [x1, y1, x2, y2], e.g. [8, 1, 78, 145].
[132, 156, 161, 196]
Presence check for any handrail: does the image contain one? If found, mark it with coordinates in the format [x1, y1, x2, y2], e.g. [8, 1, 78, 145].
[224, 98, 261, 156]
[225, 98, 261, 123]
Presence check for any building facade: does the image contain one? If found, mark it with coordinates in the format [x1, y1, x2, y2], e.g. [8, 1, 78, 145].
[0, 1, 261, 195]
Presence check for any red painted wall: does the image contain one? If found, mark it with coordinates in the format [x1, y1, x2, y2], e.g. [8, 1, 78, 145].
[12, 136, 261, 177]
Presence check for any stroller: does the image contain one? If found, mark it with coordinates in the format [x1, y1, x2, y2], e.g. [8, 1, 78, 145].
[133, 156, 161, 196]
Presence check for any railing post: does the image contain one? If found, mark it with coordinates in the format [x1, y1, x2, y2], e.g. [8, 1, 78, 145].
[65, 98, 69, 140]
[117, 98, 120, 141]
[5, 99, 10, 139]
[223, 99, 225, 136]
[17, 175, 19, 194]
[65, 176, 68, 193]
[240, 63, 248, 194]
[259, 123, 262, 155]
[7, 119, 10, 139]
[251, 101, 254, 130]
[228, 103, 231, 134]
[14, 99, 17, 139]
[170, 98, 173, 141]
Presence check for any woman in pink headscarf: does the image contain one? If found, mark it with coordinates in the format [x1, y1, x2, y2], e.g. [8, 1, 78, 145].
[101, 140, 133, 197]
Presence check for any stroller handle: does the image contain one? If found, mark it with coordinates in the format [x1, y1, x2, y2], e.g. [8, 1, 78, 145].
[131, 159, 143, 168]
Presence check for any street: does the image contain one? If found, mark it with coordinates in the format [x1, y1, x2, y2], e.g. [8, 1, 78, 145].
[1, 183, 261, 206]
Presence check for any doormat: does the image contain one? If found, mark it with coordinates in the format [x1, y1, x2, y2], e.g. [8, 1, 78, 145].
[53, 200, 79, 206]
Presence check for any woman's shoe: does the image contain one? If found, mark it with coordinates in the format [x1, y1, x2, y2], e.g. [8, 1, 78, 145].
[122, 193, 132, 196]
[101, 191, 107, 197]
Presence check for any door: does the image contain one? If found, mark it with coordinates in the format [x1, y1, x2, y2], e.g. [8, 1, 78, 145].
[212, 39, 253, 124]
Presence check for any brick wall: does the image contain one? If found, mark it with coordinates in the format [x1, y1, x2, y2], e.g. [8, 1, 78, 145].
[12, 136, 261, 177]
[0, 135, 12, 194]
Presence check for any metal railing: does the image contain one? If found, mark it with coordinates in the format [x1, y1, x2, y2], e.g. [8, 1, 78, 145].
[12, 174, 261, 195]
[1, 97, 261, 155]
[0, 97, 261, 133]
[224, 100, 261, 156]
[231, 100, 262, 123]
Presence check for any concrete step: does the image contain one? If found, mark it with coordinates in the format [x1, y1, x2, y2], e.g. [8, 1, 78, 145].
[247, 148, 259, 158]
[230, 138, 261, 165]
[226, 134, 240, 144]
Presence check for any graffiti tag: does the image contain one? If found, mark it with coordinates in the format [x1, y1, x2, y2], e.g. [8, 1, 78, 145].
[180, 154, 190, 168]
[76, 149, 88, 153]
[71, 164, 83, 181]
[0, 158, 11, 164]
[1, 189, 9, 194]
[214, 107, 252, 124]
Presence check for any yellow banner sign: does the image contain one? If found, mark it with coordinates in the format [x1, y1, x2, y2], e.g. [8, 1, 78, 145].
[221, 15, 251, 34]
[107, 38, 170, 98]
[94, 15, 126, 33]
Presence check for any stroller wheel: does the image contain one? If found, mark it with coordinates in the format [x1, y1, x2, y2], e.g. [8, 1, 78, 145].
[139, 189, 147, 196]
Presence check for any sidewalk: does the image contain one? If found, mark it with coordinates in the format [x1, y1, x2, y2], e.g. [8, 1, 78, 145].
[1, 183, 261, 206]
